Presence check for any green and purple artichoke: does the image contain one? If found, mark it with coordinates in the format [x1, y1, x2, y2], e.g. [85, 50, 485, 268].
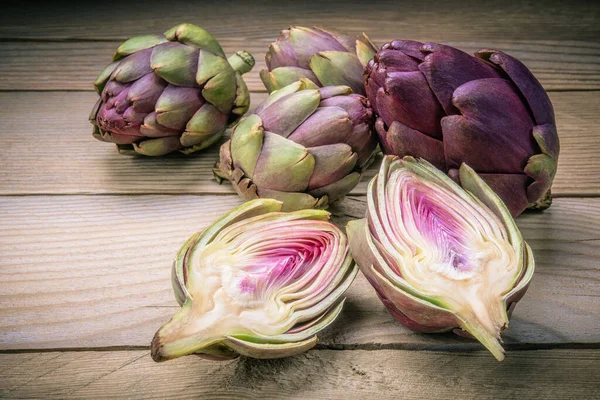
[260, 26, 377, 96]
[90, 23, 254, 156]
[364, 41, 559, 216]
[214, 79, 378, 211]
[347, 156, 535, 361]
[151, 199, 357, 362]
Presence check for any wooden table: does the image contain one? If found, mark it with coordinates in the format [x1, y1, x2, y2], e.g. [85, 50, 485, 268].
[1, 0, 599, 398]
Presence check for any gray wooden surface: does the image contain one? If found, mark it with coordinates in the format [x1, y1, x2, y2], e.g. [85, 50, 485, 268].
[1, 0, 599, 398]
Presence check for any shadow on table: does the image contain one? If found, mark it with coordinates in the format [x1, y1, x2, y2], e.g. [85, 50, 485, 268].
[97, 135, 231, 194]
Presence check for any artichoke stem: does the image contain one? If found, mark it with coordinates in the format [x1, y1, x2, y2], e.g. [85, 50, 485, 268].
[228, 51, 255, 75]
[150, 303, 220, 362]
[527, 189, 552, 211]
[460, 315, 506, 362]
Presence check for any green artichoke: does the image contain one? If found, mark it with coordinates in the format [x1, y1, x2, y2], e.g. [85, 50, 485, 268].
[260, 26, 377, 95]
[151, 199, 357, 362]
[89, 23, 254, 156]
[213, 79, 378, 211]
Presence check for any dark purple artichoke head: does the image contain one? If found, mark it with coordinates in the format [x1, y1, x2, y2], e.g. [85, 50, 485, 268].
[260, 26, 377, 96]
[214, 79, 378, 211]
[89, 23, 255, 156]
[364, 41, 559, 216]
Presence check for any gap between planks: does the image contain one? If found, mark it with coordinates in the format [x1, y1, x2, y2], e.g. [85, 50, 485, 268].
[1, 0, 599, 41]
[0, 349, 599, 399]
[1, 39, 599, 91]
[0, 91, 598, 197]
[0, 196, 598, 351]
[1, 341, 600, 355]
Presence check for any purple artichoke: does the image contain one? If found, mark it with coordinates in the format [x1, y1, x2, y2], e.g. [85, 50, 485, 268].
[151, 199, 357, 362]
[364, 41, 559, 216]
[90, 23, 254, 156]
[214, 79, 378, 211]
[347, 156, 535, 361]
[260, 26, 377, 96]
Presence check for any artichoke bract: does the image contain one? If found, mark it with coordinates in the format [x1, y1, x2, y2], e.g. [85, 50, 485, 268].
[347, 156, 534, 361]
[151, 199, 357, 362]
[90, 23, 254, 156]
[214, 79, 378, 211]
[260, 26, 377, 96]
[364, 41, 559, 216]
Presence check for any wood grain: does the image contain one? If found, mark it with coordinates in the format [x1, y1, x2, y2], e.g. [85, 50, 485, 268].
[0, 0, 597, 396]
[1, 349, 599, 399]
[1, 39, 598, 91]
[1, 0, 599, 41]
[0, 196, 598, 350]
[0, 91, 597, 196]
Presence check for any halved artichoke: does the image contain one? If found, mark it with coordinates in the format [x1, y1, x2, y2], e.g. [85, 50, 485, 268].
[151, 199, 357, 362]
[347, 156, 534, 361]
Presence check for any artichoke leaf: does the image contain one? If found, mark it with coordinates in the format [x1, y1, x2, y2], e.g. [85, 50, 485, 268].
[114, 34, 168, 60]
[164, 23, 225, 57]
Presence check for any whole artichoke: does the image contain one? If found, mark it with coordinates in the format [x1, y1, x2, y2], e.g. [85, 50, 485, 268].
[347, 156, 535, 361]
[90, 23, 255, 156]
[214, 79, 378, 211]
[151, 199, 357, 362]
[364, 41, 559, 216]
[260, 26, 377, 96]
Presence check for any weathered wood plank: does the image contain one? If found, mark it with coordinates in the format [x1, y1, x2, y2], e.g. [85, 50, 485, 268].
[1, 0, 599, 41]
[1, 349, 599, 399]
[1, 39, 598, 91]
[0, 40, 267, 93]
[0, 196, 598, 350]
[0, 91, 597, 196]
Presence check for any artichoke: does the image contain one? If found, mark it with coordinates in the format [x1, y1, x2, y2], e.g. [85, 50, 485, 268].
[364, 41, 559, 216]
[90, 23, 254, 156]
[347, 156, 534, 361]
[151, 199, 357, 362]
[260, 26, 377, 96]
[214, 79, 378, 211]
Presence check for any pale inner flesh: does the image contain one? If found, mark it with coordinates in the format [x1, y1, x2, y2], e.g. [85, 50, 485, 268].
[185, 219, 342, 338]
[382, 170, 519, 339]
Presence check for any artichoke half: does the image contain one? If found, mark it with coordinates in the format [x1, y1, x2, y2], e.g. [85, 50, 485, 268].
[214, 79, 378, 211]
[347, 156, 534, 361]
[90, 23, 254, 156]
[151, 199, 357, 362]
[364, 41, 559, 216]
[260, 26, 377, 95]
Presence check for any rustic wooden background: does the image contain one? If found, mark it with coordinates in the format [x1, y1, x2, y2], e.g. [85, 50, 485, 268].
[1, 0, 599, 398]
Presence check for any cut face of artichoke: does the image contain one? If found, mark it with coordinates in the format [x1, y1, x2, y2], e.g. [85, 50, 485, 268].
[347, 156, 534, 361]
[152, 199, 357, 362]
